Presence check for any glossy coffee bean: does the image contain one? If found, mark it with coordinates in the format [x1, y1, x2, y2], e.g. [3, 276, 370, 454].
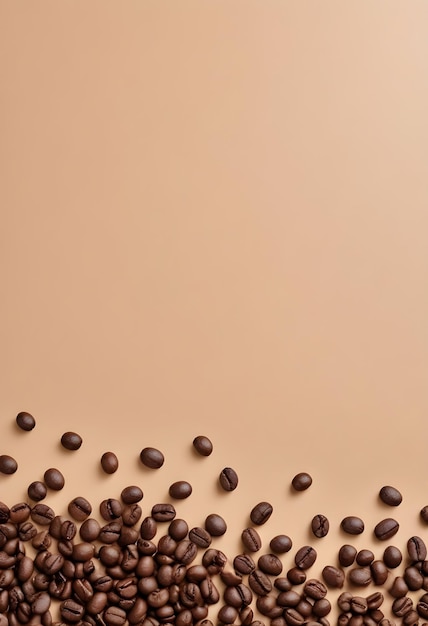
[241, 527, 262, 552]
[383, 545, 402, 568]
[0, 455, 18, 474]
[192, 435, 213, 456]
[189, 526, 211, 548]
[348, 567, 372, 586]
[356, 550, 374, 566]
[379, 486, 402, 507]
[139, 447, 164, 469]
[338, 544, 357, 567]
[291, 472, 312, 491]
[341, 516, 365, 535]
[169, 481, 192, 499]
[322, 565, 345, 588]
[250, 502, 273, 525]
[100, 452, 119, 474]
[27, 481, 47, 502]
[294, 546, 317, 569]
[16, 411, 36, 431]
[204, 513, 227, 536]
[374, 518, 399, 540]
[219, 467, 239, 491]
[151, 503, 176, 522]
[311, 514, 329, 538]
[270, 534, 292, 554]
[258, 554, 283, 576]
[68, 496, 92, 521]
[407, 536, 427, 562]
[43, 468, 65, 490]
[120, 486, 143, 504]
[100, 498, 123, 520]
[60, 431, 82, 450]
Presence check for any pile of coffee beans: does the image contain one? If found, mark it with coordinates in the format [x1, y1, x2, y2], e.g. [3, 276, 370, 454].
[2, 411, 428, 625]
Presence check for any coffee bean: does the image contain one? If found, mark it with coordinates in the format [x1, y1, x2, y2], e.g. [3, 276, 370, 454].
[79, 517, 100, 541]
[30, 503, 55, 525]
[139, 447, 164, 469]
[284, 608, 305, 625]
[120, 485, 143, 504]
[291, 472, 312, 491]
[0, 454, 18, 474]
[341, 516, 365, 535]
[407, 536, 427, 562]
[258, 554, 283, 576]
[192, 435, 213, 456]
[248, 568, 272, 595]
[304, 579, 327, 600]
[151, 503, 176, 522]
[218, 605, 239, 624]
[270, 534, 292, 554]
[356, 549, 374, 566]
[294, 546, 317, 569]
[389, 576, 409, 598]
[43, 468, 65, 490]
[338, 544, 357, 567]
[168, 518, 187, 541]
[379, 485, 402, 507]
[383, 545, 402, 568]
[311, 514, 330, 538]
[404, 565, 424, 590]
[68, 496, 92, 521]
[250, 501, 273, 525]
[189, 526, 211, 548]
[169, 480, 192, 499]
[100, 498, 123, 520]
[219, 467, 239, 491]
[100, 451, 119, 474]
[202, 513, 226, 537]
[223, 583, 253, 608]
[27, 481, 47, 502]
[287, 567, 307, 585]
[370, 560, 389, 585]
[16, 411, 36, 431]
[420, 506, 428, 523]
[374, 518, 399, 540]
[241, 527, 262, 552]
[233, 554, 256, 575]
[392, 596, 414, 618]
[348, 567, 372, 586]
[322, 565, 345, 588]
[60, 431, 82, 450]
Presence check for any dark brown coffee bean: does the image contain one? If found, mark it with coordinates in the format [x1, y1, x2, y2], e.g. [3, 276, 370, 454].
[28, 480, 47, 501]
[151, 503, 176, 522]
[0, 454, 18, 474]
[379, 486, 402, 507]
[356, 550, 374, 566]
[417, 600, 428, 619]
[311, 514, 330, 538]
[60, 431, 82, 450]
[370, 560, 389, 585]
[19, 521, 37, 541]
[120, 485, 143, 504]
[350, 596, 368, 615]
[322, 565, 345, 588]
[103, 605, 127, 625]
[258, 554, 283, 576]
[79, 517, 100, 541]
[140, 447, 164, 469]
[287, 567, 307, 585]
[192, 435, 213, 456]
[248, 568, 272, 595]
[407, 536, 427, 562]
[341, 516, 365, 535]
[233, 553, 255, 575]
[16, 411, 36, 431]
[374, 518, 399, 540]
[100, 451, 119, 474]
[219, 467, 239, 491]
[122, 503, 142, 526]
[175, 539, 198, 564]
[189, 526, 211, 548]
[204, 513, 227, 536]
[218, 605, 239, 624]
[404, 565, 424, 591]
[392, 596, 413, 617]
[420, 506, 428, 524]
[294, 546, 317, 569]
[224, 583, 253, 608]
[337, 592, 353, 612]
[168, 518, 187, 541]
[389, 576, 409, 598]
[284, 608, 305, 625]
[100, 498, 123, 520]
[274, 577, 292, 592]
[43, 468, 65, 490]
[348, 567, 372, 586]
[60, 519, 77, 540]
[221, 569, 243, 586]
[169, 481, 192, 499]
[0, 503, 9, 524]
[291, 472, 312, 491]
[383, 545, 402, 568]
[250, 502, 273, 525]
[304, 579, 327, 600]
[403, 609, 419, 625]
[339, 544, 357, 567]
[68, 496, 92, 521]
[257, 594, 282, 618]
[31, 503, 55, 525]
[313, 598, 331, 617]
[270, 534, 292, 553]
[242, 527, 262, 552]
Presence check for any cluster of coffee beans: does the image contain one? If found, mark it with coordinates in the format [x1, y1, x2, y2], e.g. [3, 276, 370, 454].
[2, 411, 428, 625]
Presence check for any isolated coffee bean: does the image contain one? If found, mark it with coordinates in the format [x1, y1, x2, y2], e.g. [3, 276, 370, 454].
[322, 565, 345, 588]
[242, 527, 262, 552]
[204, 513, 227, 536]
[389, 576, 409, 598]
[338, 544, 357, 567]
[370, 560, 389, 585]
[341, 516, 365, 535]
[151, 503, 176, 522]
[250, 502, 273, 526]
[100, 451, 119, 474]
[383, 545, 402, 568]
[291, 472, 312, 491]
[27, 481, 47, 502]
[219, 467, 239, 491]
[192, 435, 213, 456]
[379, 486, 402, 507]
[43, 468, 65, 490]
[407, 536, 427, 562]
[16, 411, 36, 431]
[139, 447, 164, 469]
[169, 481, 192, 499]
[120, 486, 143, 504]
[311, 515, 330, 538]
[374, 518, 399, 540]
[294, 546, 317, 569]
[60, 431, 82, 450]
[0, 454, 18, 474]
[270, 534, 292, 553]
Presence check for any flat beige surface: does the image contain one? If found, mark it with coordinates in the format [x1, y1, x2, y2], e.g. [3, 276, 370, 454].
[1, 2, 428, 623]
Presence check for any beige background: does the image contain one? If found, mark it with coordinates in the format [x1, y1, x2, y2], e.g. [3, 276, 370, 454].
[1, 1, 428, 622]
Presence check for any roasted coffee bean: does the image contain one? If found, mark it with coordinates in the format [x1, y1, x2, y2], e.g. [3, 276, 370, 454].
[103, 605, 127, 625]
[374, 518, 399, 540]
[60, 519, 77, 540]
[120, 485, 143, 504]
[258, 553, 283, 576]
[350, 596, 368, 615]
[9, 503, 30, 526]
[383, 545, 402, 568]
[32, 529, 52, 550]
[389, 576, 409, 598]
[175, 539, 198, 564]
[284, 608, 305, 625]
[322, 565, 345, 588]
[60, 431, 82, 450]
[348, 567, 372, 586]
[404, 565, 424, 590]
[16, 411, 36, 431]
[0, 454, 18, 474]
[338, 544, 357, 567]
[270, 534, 292, 553]
[403, 609, 419, 625]
[151, 503, 176, 522]
[366, 591, 384, 611]
[122, 503, 142, 526]
[192, 435, 213, 456]
[337, 592, 353, 612]
[221, 569, 243, 586]
[158, 534, 177, 556]
[392, 596, 413, 617]
[32, 591, 51, 614]
[256, 594, 283, 617]
[28, 481, 47, 501]
[370, 560, 389, 585]
[19, 521, 37, 541]
[313, 598, 331, 617]
[189, 526, 211, 548]
[311, 515, 330, 538]
[379, 486, 402, 507]
[137, 516, 157, 540]
[100, 451, 119, 474]
[287, 567, 307, 585]
[291, 472, 312, 491]
[204, 513, 227, 536]
[219, 467, 239, 491]
[294, 545, 317, 569]
[274, 577, 292, 592]
[200, 549, 226, 574]
[140, 447, 164, 469]
[407, 536, 427, 562]
[417, 600, 428, 619]
[304, 579, 327, 600]
[0, 503, 9, 524]
[31, 503, 55, 525]
[169, 481, 192, 499]
[79, 517, 100, 541]
[233, 554, 256, 575]
[218, 605, 239, 624]
[420, 506, 428, 524]
[224, 583, 253, 608]
[43, 468, 65, 490]
[99, 522, 122, 544]
[72, 541, 95, 562]
[165, 517, 186, 541]
[100, 498, 123, 520]
[250, 502, 273, 526]
[68, 496, 92, 521]
[248, 568, 272, 595]
[241, 527, 262, 552]
[341, 516, 365, 535]
[356, 550, 374, 566]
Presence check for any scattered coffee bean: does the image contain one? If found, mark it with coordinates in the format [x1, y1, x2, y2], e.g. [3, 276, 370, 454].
[151, 503, 176, 522]
[383, 545, 402, 569]
[407, 536, 427, 562]
[139, 446, 164, 469]
[311, 514, 330, 538]
[370, 560, 389, 585]
[270, 534, 293, 554]
[374, 518, 399, 540]
[43, 467, 65, 490]
[100, 451, 119, 474]
[16, 411, 36, 431]
[27, 481, 47, 502]
[193, 435, 213, 456]
[322, 565, 345, 588]
[294, 546, 317, 569]
[242, 527, 262, 552]
[379, 485, 403, 507]
[219, 467, 239, 491]
[258, 553, 283, 576]
[356, 549, 374, 566]
[68, 496, 92, 521]
[60, 431, 82, 450]
[420, 506, 428, 523]
[120, 485, 143, 504]
[0, 454, 18, 474]
[250, 501, 273, 525]
[291, 472, 312, 491]
[338, 544, 357, 567]
[169, 480, 192, 499]
[341, 516, 365, 535]
[189, 526, 212, 548]
[205, 513, 227, 536]
[100, 498, 123, 520]
[348, 567, 372, 586]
